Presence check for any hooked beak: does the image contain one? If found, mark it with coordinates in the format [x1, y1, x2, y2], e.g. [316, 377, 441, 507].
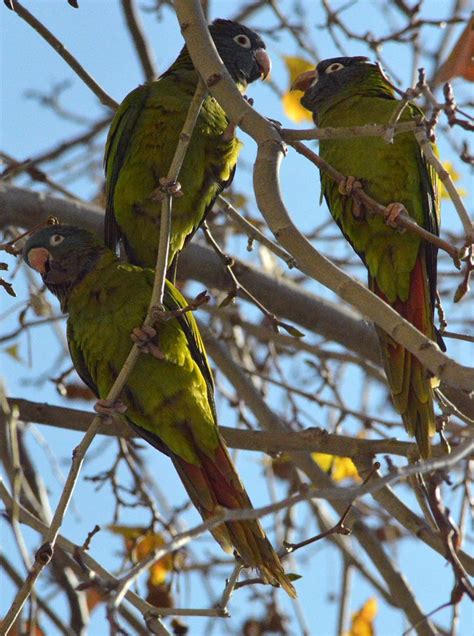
[291, 68, 318, 92]
[26, 247, 51, 275]
[255, 48, 271, 80]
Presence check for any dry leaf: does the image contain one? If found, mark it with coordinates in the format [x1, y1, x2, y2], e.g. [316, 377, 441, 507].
[86, 588, 105, 612]
[435, 17, 474, 84]
[3, 344, 23, 363]
[439, 161, 467, 199]
[109, 525, 173, 586]
[282, 55, 314, 123]
[343, 597, 378, 636]
[9, 620, 45, 636]
[312, 452, 360, 482]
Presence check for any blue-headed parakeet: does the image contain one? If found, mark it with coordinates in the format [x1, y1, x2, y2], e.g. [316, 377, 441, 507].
[104, 19, 271, 269]
[23, 224, 295, 597]
[294, 57, 443, 457]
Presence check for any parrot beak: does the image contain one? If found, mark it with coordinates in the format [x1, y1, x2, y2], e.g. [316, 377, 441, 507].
[26, 247, 51, 275]
[291, 69, 318, 92]
[255, 48, 271, 80]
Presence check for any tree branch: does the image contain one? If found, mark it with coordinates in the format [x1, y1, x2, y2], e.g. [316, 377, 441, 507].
[8, 1, 118, 110]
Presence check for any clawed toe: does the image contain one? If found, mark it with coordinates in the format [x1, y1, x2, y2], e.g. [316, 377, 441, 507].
[338, 176, 362, 196]
[131, 325, 165, 360]
[385, 202, 406, 228]
[222, 121, 237, 142]
[131, 325, 157, 344]
[94, 398, 127, 421]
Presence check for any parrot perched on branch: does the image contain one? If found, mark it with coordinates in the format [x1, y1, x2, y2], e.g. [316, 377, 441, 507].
[104, 19, 271, 270]
[23, 224, 295, 597]
[294, 57, 443, 458]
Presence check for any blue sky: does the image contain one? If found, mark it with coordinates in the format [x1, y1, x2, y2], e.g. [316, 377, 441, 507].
[1, 1, 472, 634]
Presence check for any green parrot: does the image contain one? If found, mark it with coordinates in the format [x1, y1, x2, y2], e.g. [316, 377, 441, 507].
[23, 224, 295, 597]
[294, 57, 443, 458]
[104, 19, 271, 270]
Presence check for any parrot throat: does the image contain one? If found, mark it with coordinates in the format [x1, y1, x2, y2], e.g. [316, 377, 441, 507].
[46, 249, 103, 313]
[306, 72, 396, 124]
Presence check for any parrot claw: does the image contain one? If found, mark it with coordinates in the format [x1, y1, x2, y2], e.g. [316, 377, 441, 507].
[385, 202, 407, 229]
[151, 290, 210, 323]
[131, 325, 166, 360]
[338, 175, 362, 196]
[222, 120, 237, 142]
[150, 179, 183, 201]
[94, 399, 127, 421]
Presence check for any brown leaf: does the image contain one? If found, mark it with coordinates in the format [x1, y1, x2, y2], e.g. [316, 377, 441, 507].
[435, 18, 474, 84]
[86, 588, 106, 612]
[0, 277, 16, 297]
[146, 581, 174, 608]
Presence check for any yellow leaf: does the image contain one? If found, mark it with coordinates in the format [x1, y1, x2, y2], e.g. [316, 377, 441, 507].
[439, 161, 467, 199]
[282, 55, 314, 123]
[312, 453, 360, 482]
[343, 597, 378, 636]
[108, 525, 173, 585]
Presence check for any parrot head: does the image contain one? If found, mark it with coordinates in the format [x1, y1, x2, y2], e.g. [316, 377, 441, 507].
[206, 19, 271, 85]
[23, 224, 103, 304]
[292, 56, 395, 122]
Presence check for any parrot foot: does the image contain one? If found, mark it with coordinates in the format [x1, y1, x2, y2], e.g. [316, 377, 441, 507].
[385, 202, 407, 229]
[338, 175, 362, 196]
[94, 399, 127, 421]
[222, 121, 237, 141]
[152, 290, 210, 323]
[222, 96, 254, 141]
[150, 178, 183, 201]
[131, 325, 166, 359]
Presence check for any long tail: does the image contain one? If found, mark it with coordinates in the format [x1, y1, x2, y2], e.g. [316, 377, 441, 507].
[171, 437, 296, 598]
[371, 255, 438, 458]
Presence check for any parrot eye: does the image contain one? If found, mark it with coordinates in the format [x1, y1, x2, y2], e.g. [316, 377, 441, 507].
[233, 34, 251, 49]
[325, 62, 345, 74]
[49, 234, 64, 246]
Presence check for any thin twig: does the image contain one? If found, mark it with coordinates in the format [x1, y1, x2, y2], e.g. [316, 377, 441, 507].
[9, 1, 118, 110]
[289, 139, 465, 264]
[217, 195, 296, 268]
[0, 79, 207, 636]
[121, 0, 158, 82]
[281, 120, 419, 141]
[414, 130, 474, 245]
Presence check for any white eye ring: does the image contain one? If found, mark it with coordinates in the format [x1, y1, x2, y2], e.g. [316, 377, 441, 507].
[233, 34, 251, 49]
[49, 234, 64, 246]
[326, 62, 345, 74]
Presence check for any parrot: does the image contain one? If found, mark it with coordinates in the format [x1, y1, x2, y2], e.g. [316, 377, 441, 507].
[23, 224, 296, 597]
[104, 19, 271, 270]
[293, 57, 443, 458]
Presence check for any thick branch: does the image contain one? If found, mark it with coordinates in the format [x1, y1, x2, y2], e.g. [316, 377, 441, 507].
[1, 184, 472, 419]
[5, 396, 429, 458]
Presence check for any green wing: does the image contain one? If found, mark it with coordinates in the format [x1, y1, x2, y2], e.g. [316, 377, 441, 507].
[103, 72, 241, 269]
[104, 84, 152, 251]
[67, 320, 99, 397]
[164, 280, 216, 406]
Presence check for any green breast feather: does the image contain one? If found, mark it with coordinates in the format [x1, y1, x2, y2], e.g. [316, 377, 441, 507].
[67, 253, 219, 465]
[319, 96, 434, 303]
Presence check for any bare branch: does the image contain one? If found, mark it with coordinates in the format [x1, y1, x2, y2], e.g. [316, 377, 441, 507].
[8, 1, 118, 110]
[121, 0, 158, 82]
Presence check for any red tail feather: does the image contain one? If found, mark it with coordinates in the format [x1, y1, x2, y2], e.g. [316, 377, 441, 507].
[171, 435, 296, 597]
[372, 255, 437, 457]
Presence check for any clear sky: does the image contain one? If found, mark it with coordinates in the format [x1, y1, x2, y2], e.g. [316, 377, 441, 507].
[1, 1, 472, 635]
